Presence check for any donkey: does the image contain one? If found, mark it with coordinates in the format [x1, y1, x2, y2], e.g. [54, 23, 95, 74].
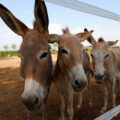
[49, 28, 93, 120]
[0, 0, 53, 119]
[84, 28, 119, 113]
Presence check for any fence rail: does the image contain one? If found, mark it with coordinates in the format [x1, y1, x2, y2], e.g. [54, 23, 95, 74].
[44, 0, 120, 22]
[95, 105, 120, 120]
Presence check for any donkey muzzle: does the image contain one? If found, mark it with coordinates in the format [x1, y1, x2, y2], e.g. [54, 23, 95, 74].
[21, 79, 43, 111]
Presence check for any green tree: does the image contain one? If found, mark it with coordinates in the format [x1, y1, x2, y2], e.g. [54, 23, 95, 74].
[53, 42, 58, 50]
[12, 44, 17, 50]
[3, 45, 8, 56]
[3, 45, 8, 51]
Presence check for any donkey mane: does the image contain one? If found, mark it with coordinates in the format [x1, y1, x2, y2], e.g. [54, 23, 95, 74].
[62, 27, 70, 34]
[98, 37, 105, 43]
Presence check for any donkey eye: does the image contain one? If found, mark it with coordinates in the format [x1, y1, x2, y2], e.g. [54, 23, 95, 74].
[40, 52, 48, 59]
[91, 54, 94, 59]
[104, 54, 109, 59]
[61, 49, 68, 54]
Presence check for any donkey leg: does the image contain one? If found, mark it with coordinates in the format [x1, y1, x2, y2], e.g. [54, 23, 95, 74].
[42, 88, 50, 120]
[88, 73, 92, 107]
[112, 79, 116, 108]
[27, 111, 35, 120]
[42, 101, 47, 120]
[118, 80, 120, 93]
[67, 90, 73, 120]
[101, 81, 108, 113]
[60, 95, 65, 120]
[77, 92, 82, 110]
[67, 92, 73, 120]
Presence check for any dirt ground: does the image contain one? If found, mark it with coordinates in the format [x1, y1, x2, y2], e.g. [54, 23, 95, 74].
[0, 55, 120, 120]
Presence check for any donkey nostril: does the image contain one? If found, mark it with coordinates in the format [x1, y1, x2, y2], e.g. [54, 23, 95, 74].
[95, 74, 104, 79]
[75, 80, 79, 86]
[34, 97, 39, 105]
[99, 75, 104, 79]
[101, 75, 104, 78]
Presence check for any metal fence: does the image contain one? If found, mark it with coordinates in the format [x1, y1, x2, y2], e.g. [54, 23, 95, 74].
[44, 0, 120, 22]
[95, 105, 120, 120]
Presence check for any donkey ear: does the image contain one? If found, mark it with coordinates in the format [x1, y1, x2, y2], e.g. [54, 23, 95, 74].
[76, 30, 94, 42]
[48, 34, 60, 43]
[34, 0, 49, 33]
[84, 28, 96, 45]
[84, 28, 88, 32]
[106, 40, 118, 47]
[0, 4, 28, 36]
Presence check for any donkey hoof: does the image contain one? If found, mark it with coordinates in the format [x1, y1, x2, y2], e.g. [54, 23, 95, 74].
[100, 107, 106, 114]
[76, 104, 81, 110]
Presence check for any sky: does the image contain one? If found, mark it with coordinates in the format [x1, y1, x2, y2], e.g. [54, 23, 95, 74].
[1, 0, 120, 50]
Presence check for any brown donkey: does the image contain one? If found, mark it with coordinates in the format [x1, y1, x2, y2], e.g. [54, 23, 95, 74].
[49, 28, 93, 120]
[84, 28, 119, 113]
[0, 0, 53, 119]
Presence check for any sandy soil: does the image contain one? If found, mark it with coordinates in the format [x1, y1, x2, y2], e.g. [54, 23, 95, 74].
[0, 55, 120, 120]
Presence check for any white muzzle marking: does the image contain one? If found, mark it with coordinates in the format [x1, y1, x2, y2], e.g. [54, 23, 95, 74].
[69, 64, 88, 91]
[70, 64, 87, 82]
[95, 63, 105, 76]
[22, 79, 43, 100]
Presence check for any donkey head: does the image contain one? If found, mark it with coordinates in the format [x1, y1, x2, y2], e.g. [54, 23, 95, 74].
[49, 28, 93, 91]
[0, 0, 52, 111]
[84, 28, 118, 84]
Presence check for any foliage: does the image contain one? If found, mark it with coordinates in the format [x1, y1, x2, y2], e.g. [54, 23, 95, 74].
[50, 50, 58, 54]
[0, 46, 120, 57]
[0, 51, 18, 57]
[85, 47, 92, 52]
[11, 44, 17, 50]
[3, 45, 8, 50]
[108, 46, 120, 50]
